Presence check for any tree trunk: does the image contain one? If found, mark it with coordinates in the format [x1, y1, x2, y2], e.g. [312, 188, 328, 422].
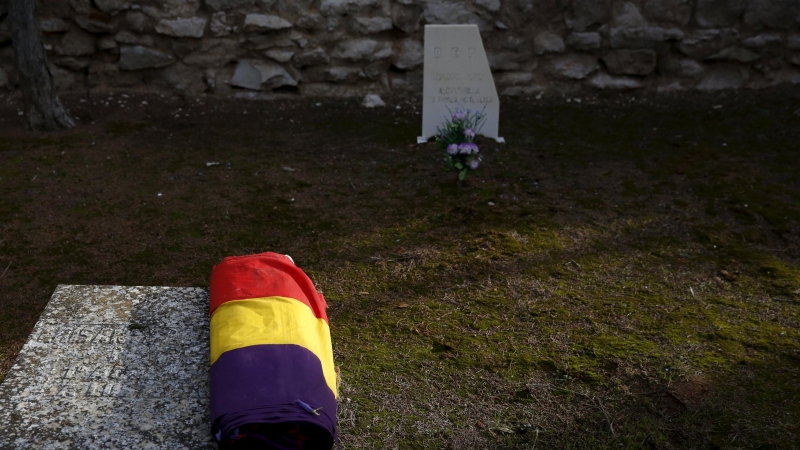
[8, 0, 74, 131]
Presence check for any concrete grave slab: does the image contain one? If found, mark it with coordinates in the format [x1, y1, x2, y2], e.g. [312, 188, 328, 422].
[419, 24, 503, 144]
[0, 285, 215, 450]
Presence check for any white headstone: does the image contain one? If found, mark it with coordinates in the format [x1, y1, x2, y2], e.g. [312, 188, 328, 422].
[418, 24, 503, 144]
[0, 285, 215, 449]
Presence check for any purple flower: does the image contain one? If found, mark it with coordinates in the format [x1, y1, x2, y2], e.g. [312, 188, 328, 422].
[467, 159, 480, 170]
[461, 143, 478, 154]
[464, 128, 476, 139]
[452, 108, 467, 121]
[446, 143, 459, 155]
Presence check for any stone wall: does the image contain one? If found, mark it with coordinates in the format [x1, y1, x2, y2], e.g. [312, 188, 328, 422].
[0, 0, 799, 97]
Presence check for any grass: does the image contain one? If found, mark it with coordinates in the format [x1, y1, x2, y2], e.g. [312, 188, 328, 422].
[0, 88, 799, 448]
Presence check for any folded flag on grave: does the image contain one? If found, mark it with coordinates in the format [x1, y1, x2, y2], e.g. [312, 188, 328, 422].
[210, 252, 338, 449]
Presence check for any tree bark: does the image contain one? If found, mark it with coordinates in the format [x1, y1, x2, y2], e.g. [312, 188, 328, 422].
[8, 0, 75, 131]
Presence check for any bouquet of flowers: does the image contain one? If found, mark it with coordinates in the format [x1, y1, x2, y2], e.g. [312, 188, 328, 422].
[436, 106, 486, 181]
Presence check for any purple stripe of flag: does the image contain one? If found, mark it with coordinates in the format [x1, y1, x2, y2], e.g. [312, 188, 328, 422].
[210, 344, 337, 440]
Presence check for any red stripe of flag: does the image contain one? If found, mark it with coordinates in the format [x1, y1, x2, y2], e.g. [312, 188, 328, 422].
[209, 252, 329, 322]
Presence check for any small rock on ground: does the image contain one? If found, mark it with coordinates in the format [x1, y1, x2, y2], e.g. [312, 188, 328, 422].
[362, 94, 385, 108]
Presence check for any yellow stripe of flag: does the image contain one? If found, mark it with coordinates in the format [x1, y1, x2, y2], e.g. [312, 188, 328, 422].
[210, 296, 337, 397]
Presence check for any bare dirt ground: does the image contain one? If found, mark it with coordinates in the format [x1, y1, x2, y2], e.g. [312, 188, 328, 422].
[1, 87, 799, 449]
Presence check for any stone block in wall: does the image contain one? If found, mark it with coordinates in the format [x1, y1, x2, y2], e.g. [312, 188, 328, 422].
[352, 16, 393, 34]
[183, 38, 244, 68]
[290, 30, 309, 48]
[75, 15, 117, 34]
[474, 0, 501, 13]
[566, 0, 610, 31]
[789, 35, 800, 50]
[95, 0, 130, 16]
[332, 39, 392, 61]
[676, 28, 740, 59]
[126, 11, 151, 33]
[658, 57, 705, 77]
[265, 48, 296, 62]
[495, 71, 534, 86]
[696, 66, 749, 90]
[313, 66, 365, 82]
[744, 0, 800, 30]
[50, 65, 78, 92]
[392, 38, 423, 70]
[206, 0, 255, 12]
[264, 63, 300, 90]
[488, 52, 523, 71]
[551, 54, 600, 79]
[172, 39, 202, 59]
[657, 80, 686, 92]
[566, 32, 601, 50]
[210, 12, 232, 37]
[752, 55, 784, 72]
[392, 3, 421, 33]
[157, 62, 207, 94]
[707, 46, 760, 63]
[610, 26, 683, 49]
[502, 35, 530, 52]
[88, 60, 142, 87]
[69, 0, 92, 15]
[502, 84, 548, 95]
[602, 49, 657, 75]
[301, 82, 368, 96]
[389, 71, 418, 92]
[54, 57, 91, 71]
[115, 31, 155, 47]
[588, 72, 643, 89]
[56, 29, 96, 56]
[248, 32, 295, 49]
[422, 1, 489, 31]
[750, 67, 800, 86]
[294, 47, 331, 66]
[643, 0, 691, 25]
[694, 0, 746, 28]
[244, 14, 293, 32]
[228, 61, 263, 90]
[119, 45, 175, 70]
[40, 18, 71, 33]
[98, 35, 118, 51]
[209, 65, 236, 94]
[534, 31, 565, 55]
[741, 33, 782, 48]
[158, 0, 201, 18]
[231, 59, 297, 90]
[320, 0, 385, 17]
[296, 14, 326, 30]
[155, 18, 207, 38]
[611, 2, 646, 27]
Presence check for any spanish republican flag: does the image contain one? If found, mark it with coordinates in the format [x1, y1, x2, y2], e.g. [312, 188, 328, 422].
[210, 252, 338, 449]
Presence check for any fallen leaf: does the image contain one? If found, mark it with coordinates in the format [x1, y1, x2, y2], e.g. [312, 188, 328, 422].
[358, 291, 369, 295]
[397, 302, 410, 308]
